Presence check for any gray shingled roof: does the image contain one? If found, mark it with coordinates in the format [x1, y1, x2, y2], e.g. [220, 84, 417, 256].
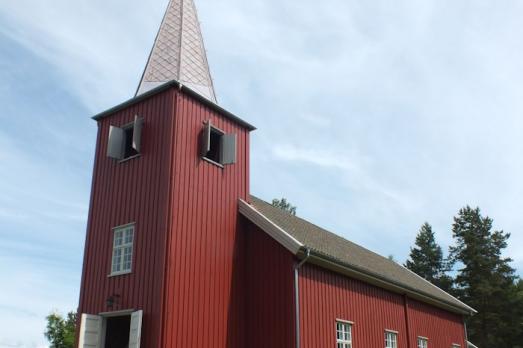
[249, 195, 475, 314]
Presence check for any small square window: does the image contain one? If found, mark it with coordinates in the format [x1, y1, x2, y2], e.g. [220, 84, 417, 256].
[417, 337, 428, 348]
[110, 224, 134, 276]
[336, 321, 352, 348]
[107, 115, 144, 161]
[204, 126, 223, 163]
[200, 121, 237, 166]
[385, 331, 398, 348]
[123, 124, 138, 159]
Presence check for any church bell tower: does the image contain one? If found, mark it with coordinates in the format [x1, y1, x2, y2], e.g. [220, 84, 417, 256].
[76, 1, 254, 347]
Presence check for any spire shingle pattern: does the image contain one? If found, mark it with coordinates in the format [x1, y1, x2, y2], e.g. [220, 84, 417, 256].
[136, 0, 217, 103]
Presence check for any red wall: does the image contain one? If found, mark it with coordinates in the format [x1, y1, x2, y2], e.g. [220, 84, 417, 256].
[243, 218, 296, 348]
[299, 264, 466, 348]
[161, 91, 251, 347]
[78, 84, 467, 348]
[300, 264, 408, 348]
[78, 86, 252, 348]
[407, 298, 466, 348]
[78, 88, 176, 347]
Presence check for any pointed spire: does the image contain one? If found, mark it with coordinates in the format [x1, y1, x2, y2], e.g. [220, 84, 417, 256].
[136, 0, 217, 103]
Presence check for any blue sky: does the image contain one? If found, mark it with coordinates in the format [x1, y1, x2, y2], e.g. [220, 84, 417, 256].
[1, 0, 522, 346]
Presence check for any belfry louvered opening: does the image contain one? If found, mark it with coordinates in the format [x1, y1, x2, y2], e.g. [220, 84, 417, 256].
[107, 115, 144, 161]
[200, 120, 237, 166]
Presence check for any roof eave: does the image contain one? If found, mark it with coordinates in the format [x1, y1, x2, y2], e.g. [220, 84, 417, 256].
[239, 199, 477, 316]
[300, 248, 477, 316]
[92, 80, 256, 131]
[239, 199, 303, 254]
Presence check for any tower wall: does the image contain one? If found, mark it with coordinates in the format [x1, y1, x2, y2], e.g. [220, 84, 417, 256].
[78, 88, 176, 347]
[161, 90, 250, 347]
[77, 85, 252, 347]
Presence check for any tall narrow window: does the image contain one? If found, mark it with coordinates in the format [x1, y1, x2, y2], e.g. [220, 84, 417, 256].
[385, 331, 398, 348]
[336, 321, 352, 348]
[417, 337, 428, 348]
[111, 224, 134, 275]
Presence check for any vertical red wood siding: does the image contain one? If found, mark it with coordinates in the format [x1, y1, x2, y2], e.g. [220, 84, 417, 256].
[77, 89, 176, 348]
[299, 264, 408, 348]
[161, 90, 250, 348]
[78, 84, 468, 348]
[407, 298, 466, 348]
[243, 217, 296, 348]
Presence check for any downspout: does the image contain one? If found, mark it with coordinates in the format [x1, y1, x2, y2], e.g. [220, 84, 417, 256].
[294, 248, 310, 348]
[464, 318, 468, 347]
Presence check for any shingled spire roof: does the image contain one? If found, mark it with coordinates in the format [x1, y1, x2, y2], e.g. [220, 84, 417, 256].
[136, 0, 217, 103]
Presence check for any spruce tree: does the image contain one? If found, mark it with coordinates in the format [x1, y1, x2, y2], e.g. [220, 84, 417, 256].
[449, 206, 517, 348]
[405, 222, 453, 292]
[515, 279, 523, 345]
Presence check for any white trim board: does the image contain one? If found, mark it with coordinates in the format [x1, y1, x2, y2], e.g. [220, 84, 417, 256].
[238, 199, 303, 254]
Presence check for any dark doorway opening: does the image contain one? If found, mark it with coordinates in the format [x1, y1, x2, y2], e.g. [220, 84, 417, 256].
[104, 315, 131, 348]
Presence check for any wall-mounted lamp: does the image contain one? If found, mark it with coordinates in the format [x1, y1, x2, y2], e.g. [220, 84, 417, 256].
[106, 294, 120, 308]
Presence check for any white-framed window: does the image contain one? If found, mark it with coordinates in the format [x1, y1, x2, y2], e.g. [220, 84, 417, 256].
[417, 337, 428, 348]
[110, 224, 134, 275]
[336, 320, 352, 348]
[452, 345, 461, 348]
[385, 331, 398, 348]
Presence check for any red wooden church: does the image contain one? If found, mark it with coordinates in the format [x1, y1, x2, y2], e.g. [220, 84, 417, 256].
[76, 0, 476, 347]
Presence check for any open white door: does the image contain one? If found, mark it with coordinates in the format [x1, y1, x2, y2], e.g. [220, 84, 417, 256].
[78, 313, 102, 348]
[128, 310, 143, 348]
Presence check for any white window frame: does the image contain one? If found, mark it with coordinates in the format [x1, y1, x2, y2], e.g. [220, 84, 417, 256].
[336, 320, 353, 348]
[452, 345, 461, 348]
[385, 330, 398, 348]
[417, 336, 428, 348]
[109, 223, 135, 276]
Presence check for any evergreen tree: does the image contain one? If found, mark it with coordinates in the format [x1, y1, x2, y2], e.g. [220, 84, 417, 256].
[271, 197, 297, 215]
[504, 278, 523, 348]
[449, 206, 517, 348]
[515, 279, 523, 345]
[405, 223, 453, 292]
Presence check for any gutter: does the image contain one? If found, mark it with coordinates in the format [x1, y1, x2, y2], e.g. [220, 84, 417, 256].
[306, 249, 477, 316]
[238, 199, 476, 316]
[294, 248, 310, 348]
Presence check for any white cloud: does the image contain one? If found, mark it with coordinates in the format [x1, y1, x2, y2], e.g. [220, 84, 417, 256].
[1, 0, 523, 346]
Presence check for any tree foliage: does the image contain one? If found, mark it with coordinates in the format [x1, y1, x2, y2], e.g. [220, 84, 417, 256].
[45, 311, 77, 348]
[271, 197, 297, 215]
[406, 207, 523, 347]
[405, 222, 453, 292]
[449, 206, 519, 348]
